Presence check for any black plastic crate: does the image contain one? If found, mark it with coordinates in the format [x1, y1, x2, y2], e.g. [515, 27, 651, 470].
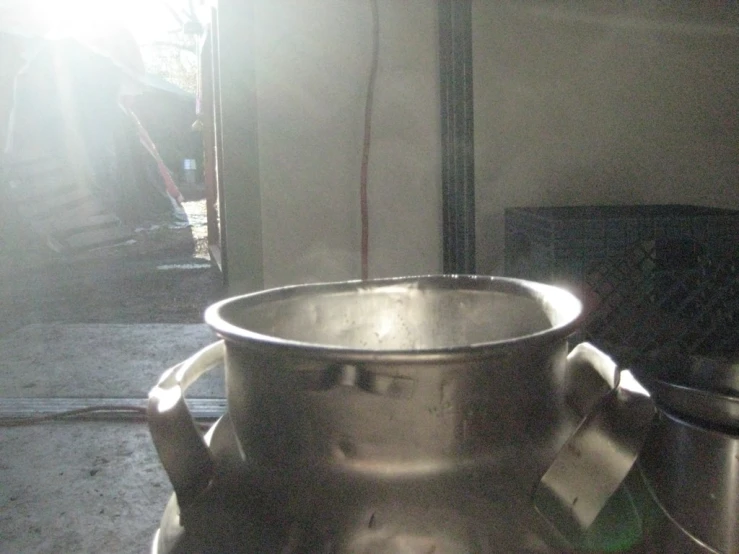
[583, 241, 738, 357]
[504, 205, 739, 356]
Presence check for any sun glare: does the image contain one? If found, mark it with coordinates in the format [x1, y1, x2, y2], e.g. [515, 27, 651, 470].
[39, 0, 178, 43]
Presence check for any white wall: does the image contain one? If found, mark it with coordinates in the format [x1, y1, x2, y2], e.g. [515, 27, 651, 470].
[472, 1, 739, 273]
[253, 0, 442, 288]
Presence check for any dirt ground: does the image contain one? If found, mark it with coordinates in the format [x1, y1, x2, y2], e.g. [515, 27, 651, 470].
[0, 198, 224, 338]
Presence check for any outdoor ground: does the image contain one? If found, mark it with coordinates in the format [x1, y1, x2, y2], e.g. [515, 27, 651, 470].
[0, 197, 224, 338]
[0, 194, 228, 553]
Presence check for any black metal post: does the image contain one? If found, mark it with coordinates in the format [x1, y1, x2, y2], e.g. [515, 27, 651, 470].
[438, 0, 476, 274]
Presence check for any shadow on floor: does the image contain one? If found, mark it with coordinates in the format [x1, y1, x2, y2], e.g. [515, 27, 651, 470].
[0, 200, 224, 337]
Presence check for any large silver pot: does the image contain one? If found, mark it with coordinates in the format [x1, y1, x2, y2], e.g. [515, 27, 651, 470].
[148, 275, 655, 552]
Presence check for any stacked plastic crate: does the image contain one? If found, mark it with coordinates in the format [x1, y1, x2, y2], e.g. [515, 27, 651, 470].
[504, 205, 739, 358]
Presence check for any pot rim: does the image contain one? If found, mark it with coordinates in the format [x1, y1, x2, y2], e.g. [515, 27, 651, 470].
[203, 274, 583, 363]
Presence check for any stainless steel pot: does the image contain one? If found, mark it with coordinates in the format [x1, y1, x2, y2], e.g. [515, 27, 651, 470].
[635, 355, 739, 553]
[148, 275, 655, 552]
[638, 411, 739, 554]
[636, 354, 739, 430]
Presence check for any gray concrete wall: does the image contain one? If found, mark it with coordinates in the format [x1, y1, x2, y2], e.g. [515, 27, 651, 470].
[253, 0, 442, 288]
[472, 1, 739, 273]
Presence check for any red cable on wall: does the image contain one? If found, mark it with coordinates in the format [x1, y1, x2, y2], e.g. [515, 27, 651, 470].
[360, 0, 379, 280]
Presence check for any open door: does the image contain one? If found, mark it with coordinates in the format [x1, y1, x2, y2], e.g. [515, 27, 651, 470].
[198, 6, 224, 271]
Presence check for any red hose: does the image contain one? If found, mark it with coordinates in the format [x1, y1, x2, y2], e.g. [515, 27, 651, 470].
[360, 0, 379, 280]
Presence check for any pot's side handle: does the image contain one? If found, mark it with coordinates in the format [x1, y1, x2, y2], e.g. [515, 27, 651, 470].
[148, 340, 225, 505]
[533, 342, 656, 543]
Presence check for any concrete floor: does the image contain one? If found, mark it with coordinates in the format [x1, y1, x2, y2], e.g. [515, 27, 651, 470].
[0, 323, 224, 554]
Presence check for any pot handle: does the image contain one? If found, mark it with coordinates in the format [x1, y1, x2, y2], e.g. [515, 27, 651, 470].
[533, 342, 655, 543]
[148, 340, 225, 505]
